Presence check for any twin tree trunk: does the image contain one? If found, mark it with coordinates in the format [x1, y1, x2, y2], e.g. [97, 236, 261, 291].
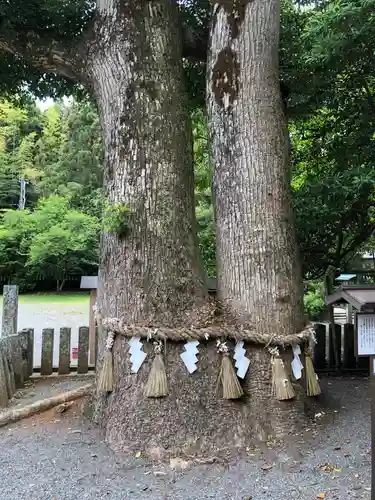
[88, 0, 307, 455]
[207, 0, 307, 438]
[88, 0, 212, 455]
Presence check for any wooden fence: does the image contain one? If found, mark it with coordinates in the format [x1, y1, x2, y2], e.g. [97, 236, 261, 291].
[28, 326, 94, 376]
[0, 330, 33, 407]
[313, 322, 368, 372]
[0, 326, 94, 408]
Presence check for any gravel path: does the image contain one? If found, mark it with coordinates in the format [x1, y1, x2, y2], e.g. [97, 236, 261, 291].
[0, 377, 371, 499]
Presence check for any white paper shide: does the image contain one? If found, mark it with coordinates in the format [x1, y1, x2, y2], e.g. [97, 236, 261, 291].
[291, 344, 304, 380]
[233, 341, 250, 379]
[128, 337, 147, 373]
[180, 340, 200, 374]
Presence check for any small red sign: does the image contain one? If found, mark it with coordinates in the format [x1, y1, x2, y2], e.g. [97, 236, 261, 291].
[72, 347, 78, 359]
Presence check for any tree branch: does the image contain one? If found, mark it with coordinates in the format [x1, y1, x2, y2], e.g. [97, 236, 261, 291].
[0, 24, 94, 84]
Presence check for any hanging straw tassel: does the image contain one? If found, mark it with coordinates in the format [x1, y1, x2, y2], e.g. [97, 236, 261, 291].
[269, 347, 295, 401]
[97, 331, 115, 393]
[144, 341, 168, 397]
[305, 347, 321, 396]
[217, 340, 244, 399]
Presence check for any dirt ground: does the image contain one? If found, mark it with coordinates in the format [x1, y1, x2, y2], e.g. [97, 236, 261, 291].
[0, 376, 371, 499]
[6, 374, 94, 409]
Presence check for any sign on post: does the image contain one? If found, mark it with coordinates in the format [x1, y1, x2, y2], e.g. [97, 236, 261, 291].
[357, 314, 375, 356]
[356, 312, 375, 500]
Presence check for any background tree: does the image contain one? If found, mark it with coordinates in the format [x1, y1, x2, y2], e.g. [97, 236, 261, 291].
[26, 196, 99, 291]
[0, 195, 99, 290]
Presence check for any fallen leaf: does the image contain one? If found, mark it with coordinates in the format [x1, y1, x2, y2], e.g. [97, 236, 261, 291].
[318, 463, 342, 473]
[317, 493, 327, 499]
[135, 451, 142, 458]
[260, 464, 273, 471]
[56, 402, 73, 414]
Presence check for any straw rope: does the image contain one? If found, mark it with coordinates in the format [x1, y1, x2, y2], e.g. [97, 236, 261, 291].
[96, 312, 315, 348]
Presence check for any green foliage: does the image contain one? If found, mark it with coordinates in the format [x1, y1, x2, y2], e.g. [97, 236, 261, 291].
[27, 199, 99, 290]
[102, 202, 132, 238]
[291, 111, 375, 278]
[0, 195, 99, 291]
[288, 0, 375, 277]
[0, 98, 103, 215]
[0, 97, 103, 291]
[192, 109, 216, 276]
[0, 0, 94, 98]
[303, 282, 326, 321]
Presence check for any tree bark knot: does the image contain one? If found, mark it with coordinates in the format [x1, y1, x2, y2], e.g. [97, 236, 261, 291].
[96, 312, 316, 347]
[212, 47, 240, 110]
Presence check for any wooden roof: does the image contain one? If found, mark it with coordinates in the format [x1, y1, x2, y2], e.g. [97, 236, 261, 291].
[325, 285, 375, 311]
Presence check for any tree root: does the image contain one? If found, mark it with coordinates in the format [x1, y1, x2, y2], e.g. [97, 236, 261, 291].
[0, 383, 92, 428]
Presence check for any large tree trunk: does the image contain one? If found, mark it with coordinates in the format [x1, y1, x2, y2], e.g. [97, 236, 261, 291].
[89, 0, 207, 328]
[86, 0, 254, 458]
[207, 0, 308, 440]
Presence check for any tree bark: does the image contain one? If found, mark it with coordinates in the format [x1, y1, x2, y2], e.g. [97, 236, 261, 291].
[89, 0, 208, 328]
[86, 0, 221, 456]
[207, 0, 307, 440]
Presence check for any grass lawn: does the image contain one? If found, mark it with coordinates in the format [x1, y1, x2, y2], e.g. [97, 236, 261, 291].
[0, 292, 90, 305]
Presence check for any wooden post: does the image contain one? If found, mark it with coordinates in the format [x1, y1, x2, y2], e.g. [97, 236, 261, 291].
[1, 285, 18, 337]
[343, 323, 356, 370]
[59, 328, 71, 375]
[77, 326, 89, 374]
[18, 328, 34, 380]
[27, 328, 34, 377]
[41, 328, 54, 375]
[329, 323, 342, 370]
[0, 344, 9, 407]
[313, 324, 327, 370]
[89, 289, 97, 365]
[346, 304, 353, 324]
[7, 336, 24, 388]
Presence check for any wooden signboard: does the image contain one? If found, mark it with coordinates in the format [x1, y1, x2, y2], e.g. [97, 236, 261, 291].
[356, 313, 375, 500]
[356, 313, 375, 356]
